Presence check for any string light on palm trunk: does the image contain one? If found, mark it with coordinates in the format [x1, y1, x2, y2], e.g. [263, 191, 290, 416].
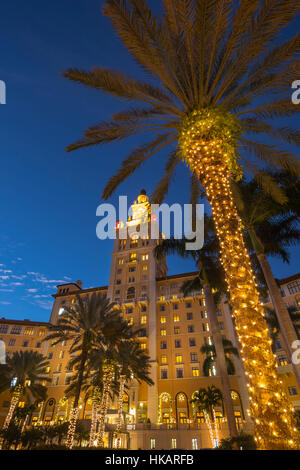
[178, 108, 300, 450]
[97, 365, 114, 448]
[66, 407, 79, 449]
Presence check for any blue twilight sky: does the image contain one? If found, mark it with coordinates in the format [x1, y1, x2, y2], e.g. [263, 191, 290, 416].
[0, 1, 299, 322]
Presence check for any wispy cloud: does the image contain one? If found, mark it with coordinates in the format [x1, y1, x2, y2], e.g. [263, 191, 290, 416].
[27, 288, 38, 293]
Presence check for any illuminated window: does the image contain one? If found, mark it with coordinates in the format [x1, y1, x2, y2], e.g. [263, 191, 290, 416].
[174, 326, 180, 334]
[176, 354, 183, 363]
[173, 315, 179, 322]
[130, 253, 137, 263]
[142, 265, 148, 271]
[45, 367, 51, 374]
[128, 317, 133, 325]
[161, 355, 167, 364]
[192, 439, 198, 450]
[150, 438, 156, 449]
[142, 254, 149, 261]
[140, 343, 146, 350]
[192, 368, 200, 377]
[161, 329, 166, 336]
[24, 327, 35, 336]
[24, 380, 31, 387]
[171, 438, 177, 449]
[209, 365, 217, 376]
[38, 330, 45, 337]
[160, 316, 166, 324]
[18, 402, 25, 408]
[118, 258, 124, 265]
[58, 308, 64, 316]
[141, 315, 147, 324]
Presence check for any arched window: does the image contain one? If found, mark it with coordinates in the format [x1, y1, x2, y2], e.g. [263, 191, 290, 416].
[175, 392, 189, 424]
[127, 287, 135, 300]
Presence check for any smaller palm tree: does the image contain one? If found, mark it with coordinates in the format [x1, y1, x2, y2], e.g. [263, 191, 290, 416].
[191, 385, 223, 448]
[0, 350, 50, 434]
[200, 339, 239, 377]
[114, 340, 153, 444]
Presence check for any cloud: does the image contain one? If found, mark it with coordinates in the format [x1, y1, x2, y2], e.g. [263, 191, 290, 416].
[0, 276, 9, 280]
[27, 288, 38, 293]
[0, 301, 11, 305]
[0, 289, 13, 292]
[10, 282, 23, 286]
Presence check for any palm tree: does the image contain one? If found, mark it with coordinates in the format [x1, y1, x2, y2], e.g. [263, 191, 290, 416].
[191, 385, 223, 447]
[0, 351, 50, 434]
[201, 339, 239, 377]
[114, 340, 153, 443]
[233, 178, 300, 384]
[63, 0, 300, 449]
[45, 293, 130, 449]
[154, 223, 239, 439]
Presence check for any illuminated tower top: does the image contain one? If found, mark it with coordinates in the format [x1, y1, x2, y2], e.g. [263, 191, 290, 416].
[128, 189, 151, 226]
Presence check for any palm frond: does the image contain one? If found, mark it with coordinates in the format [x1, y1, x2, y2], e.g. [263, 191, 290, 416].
[102, 133, 176, 199]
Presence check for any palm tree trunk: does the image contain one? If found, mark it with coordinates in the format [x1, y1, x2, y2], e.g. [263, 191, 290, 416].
[188, 149, 299, 449]
[0, 385, 23, 450]
[2, 385, 23, 430]
[97, 365, 114, 448]
[202, 282, 238, 439]
[66, 349, 88, 449]
[115, 374, 126, 448]
[256, 251, 300, 387]
[89, 386, 101, 447]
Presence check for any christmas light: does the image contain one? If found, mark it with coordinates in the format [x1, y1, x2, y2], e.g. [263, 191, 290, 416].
[66, 407, 79, 449]
[96, 365, 114, 448]
[178, 108, 300, 450]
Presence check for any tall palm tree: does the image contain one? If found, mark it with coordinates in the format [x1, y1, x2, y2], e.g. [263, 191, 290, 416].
[191, 385, 223, 448]
[63, 0, 300, 449]
[45, 293, 130, 449]
[114, 340, 153, 442]
[0, 351, 49, 438]
[154, 224, 239, 439]
[233, 178, 300, 384]
[201, 339, 239, 377]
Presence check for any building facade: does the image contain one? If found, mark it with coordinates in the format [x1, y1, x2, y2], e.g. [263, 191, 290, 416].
[0, 191, 299, 449]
